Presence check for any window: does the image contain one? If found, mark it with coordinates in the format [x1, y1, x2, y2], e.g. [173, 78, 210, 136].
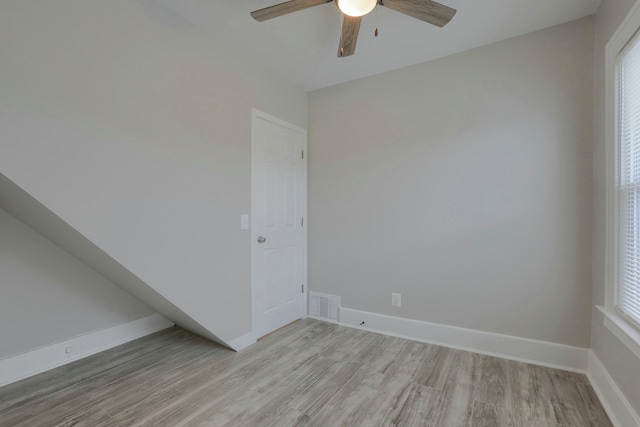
[616, 29, 640, 329]
[603, 2, 640, 359]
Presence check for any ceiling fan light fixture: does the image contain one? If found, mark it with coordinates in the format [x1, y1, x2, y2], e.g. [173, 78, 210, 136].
[337, 0, 377, 17]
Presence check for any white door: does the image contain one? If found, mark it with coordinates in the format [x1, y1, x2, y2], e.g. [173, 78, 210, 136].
[251, 110, 307, 339]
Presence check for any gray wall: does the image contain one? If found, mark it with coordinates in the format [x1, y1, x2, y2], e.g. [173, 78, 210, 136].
[0, 1, 308, 345]
[0, 208, 153, 359]
[592, 0, 640, 415]
[309, 17, 595, 348]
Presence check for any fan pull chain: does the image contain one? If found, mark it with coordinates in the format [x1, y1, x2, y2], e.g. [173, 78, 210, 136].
[375, 1, 380, 37]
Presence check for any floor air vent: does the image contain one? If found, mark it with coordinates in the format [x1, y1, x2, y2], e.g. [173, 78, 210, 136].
[308, 292, 340, 323]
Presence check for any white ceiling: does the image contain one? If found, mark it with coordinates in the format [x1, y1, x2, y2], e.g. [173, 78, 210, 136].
[144, 0, 601, 91]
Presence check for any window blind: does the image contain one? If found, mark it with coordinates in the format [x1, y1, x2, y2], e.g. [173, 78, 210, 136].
[617, 30, 640, 327]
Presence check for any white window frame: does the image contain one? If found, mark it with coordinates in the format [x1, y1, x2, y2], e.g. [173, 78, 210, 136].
[602, 0, 640, 360]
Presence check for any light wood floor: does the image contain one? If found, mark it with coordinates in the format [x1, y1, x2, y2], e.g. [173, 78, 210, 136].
[0, 319, 612, 426]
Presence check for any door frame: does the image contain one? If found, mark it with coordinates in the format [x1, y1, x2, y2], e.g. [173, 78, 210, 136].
[250, 108, 308, 338]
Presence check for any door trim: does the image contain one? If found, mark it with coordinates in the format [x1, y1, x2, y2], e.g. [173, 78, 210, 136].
[250, 108, 308, 338]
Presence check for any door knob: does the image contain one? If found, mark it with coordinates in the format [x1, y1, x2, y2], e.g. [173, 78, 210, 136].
[257, 236, 266, 244]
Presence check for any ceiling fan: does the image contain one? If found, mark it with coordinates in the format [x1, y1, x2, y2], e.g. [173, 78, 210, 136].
[250, 0, 456, 58]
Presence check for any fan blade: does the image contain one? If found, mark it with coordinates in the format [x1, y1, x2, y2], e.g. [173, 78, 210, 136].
[338, 15, 361, 57]
[381, 0, 456, 27]
[251, 0, 333, 22]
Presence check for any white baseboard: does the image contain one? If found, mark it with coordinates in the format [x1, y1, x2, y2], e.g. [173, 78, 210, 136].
[228, 332, 256, 352]
[587, 350, 640, 427]
[0, 313, 174, 388]
[307, 314, 339, 324]
[339, 307, 589, 373]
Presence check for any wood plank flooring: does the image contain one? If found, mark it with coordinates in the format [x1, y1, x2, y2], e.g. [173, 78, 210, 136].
[0, 319, 612, 426]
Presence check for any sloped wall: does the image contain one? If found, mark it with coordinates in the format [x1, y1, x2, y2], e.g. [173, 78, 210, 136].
[0, 207, 154, 359]
[0, 0, 308, 347]
[0, 172, 220, 345]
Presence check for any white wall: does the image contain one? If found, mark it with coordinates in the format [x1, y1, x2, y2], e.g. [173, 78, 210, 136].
[309, 17, 594, 348]
[0, 208, 154, 359]
[0, 1, 308, 345]
[592, 0, 640, 416]
[0, 172, 217, 345]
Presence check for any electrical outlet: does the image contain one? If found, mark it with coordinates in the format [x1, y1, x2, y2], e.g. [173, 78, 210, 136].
[392, 293, 401, 307]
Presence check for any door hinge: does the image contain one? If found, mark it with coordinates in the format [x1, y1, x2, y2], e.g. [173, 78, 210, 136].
[301, 284, 304, 293]
[301, 150, 304, 160]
